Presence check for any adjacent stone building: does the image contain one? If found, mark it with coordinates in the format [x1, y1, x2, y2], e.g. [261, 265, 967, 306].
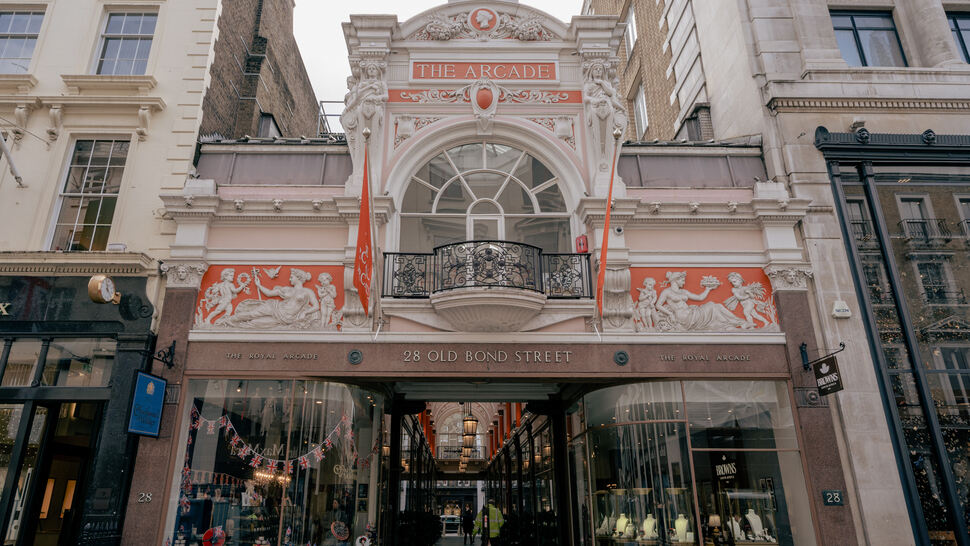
[0, 0, 317, 543]
[585, 0, 970, 544]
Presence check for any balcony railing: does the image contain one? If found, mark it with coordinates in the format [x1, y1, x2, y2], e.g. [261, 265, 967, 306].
[850, 219, 876, 242]
[900, 219, 952, 243]
[383, 240, 592, 299]
[922, 284, 967, 305]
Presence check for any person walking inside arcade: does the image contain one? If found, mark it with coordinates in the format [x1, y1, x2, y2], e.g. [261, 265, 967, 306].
[461, 504, 475, 544]
[473, 499, 504, 544]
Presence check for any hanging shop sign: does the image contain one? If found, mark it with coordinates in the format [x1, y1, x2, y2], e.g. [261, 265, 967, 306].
[814, 355, 844, 396]
[411, 61, 557, 81]
[128, 371, 167, 437]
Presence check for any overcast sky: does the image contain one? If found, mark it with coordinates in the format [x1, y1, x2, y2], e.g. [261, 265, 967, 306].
[292, 0, 584, 115]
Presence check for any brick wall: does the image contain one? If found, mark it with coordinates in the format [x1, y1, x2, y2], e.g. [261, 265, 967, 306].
[200, 0, 317, 140]
[588, 0, 681, 141]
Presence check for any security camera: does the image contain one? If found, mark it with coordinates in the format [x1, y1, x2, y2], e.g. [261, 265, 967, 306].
[614, 226, 624, 235]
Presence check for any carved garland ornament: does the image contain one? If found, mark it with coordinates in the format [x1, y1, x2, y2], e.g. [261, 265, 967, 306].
[394, 116, 443, 148]
[412, 9, 553, 41]
[400, 85, 570, 105]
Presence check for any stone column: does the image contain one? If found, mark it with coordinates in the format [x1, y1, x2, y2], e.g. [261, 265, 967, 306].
[767, 265, 859, 546]
[897, 0, 963, 67]
[121, 263, 205, 544]
[785, 0, 849, 71]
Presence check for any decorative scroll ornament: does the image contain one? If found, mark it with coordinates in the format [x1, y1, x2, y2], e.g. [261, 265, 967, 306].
[412, 8, 553, 41]
[400, 84, 570, 105]
[527, 116, 576, 148]
[470, 77, 499, 133]
[194, 265, 343, 331]
[603, 267, 634, 330]
[632, 270, 780, 332]
[764, 265, 813, 291]
[394, 116, 442, 147]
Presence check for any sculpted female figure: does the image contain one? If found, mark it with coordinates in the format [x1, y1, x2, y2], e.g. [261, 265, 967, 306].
[655, 271, 748, 331]
[583, 59, 626, 170]
[227, 268, 320, 329]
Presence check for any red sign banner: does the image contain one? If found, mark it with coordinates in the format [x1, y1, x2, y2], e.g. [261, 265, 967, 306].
[353, 148, 373, 316]
[411, 62, 556, 81]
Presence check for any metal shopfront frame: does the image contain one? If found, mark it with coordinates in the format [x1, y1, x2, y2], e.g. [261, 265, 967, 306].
[816, 127, 970, 546]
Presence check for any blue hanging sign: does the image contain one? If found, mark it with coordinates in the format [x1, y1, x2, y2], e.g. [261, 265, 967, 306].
[128, 371, 167, 437]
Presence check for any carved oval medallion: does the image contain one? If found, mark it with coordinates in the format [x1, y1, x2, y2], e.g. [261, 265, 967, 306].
[476, 87, 494, 110]
[469, 8, 498, 31]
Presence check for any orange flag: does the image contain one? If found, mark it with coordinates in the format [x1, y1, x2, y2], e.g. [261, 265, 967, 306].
[353, 147, 373, 316]
[596, 139, 621, 318]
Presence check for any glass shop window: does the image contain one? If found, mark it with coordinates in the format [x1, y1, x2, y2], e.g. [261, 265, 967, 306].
[169, 380, 381, 546]
[0, 339, 42, 386]
[43, 338, 115, 386]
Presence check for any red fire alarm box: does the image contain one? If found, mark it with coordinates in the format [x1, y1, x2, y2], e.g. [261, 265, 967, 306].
[575, 235, 589, 253]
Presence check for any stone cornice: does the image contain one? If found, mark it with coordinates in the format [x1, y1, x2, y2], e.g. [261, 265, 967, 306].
[161, 193, 394, 226]
[579, 197, 810, 225]
[0, 74, 37, 95]
[61, 74, 157, 95]
[0, 251, 157, 276]
[768, 96, 970, 113]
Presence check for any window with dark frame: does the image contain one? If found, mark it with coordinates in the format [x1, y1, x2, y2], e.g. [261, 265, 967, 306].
[948, 13, 970, 63]
[95, 13, 156, 76]
[0, 12, 43, 74]
[50, 140, 129, 252]
[831, 11, 907, 67]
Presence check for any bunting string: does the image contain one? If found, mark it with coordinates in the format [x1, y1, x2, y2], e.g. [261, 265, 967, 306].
[178, 405, 380, 515]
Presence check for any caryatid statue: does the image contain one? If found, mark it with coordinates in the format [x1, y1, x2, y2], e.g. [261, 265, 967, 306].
[341, 59, 388, 177]
[582, 58, 627, 175]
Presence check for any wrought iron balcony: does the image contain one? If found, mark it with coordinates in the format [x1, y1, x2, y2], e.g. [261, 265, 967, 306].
[383, 240, 592, 299]
[922, 284, 967, 305]
[899, 219, 952, 244]
[850, 219, 876, 241]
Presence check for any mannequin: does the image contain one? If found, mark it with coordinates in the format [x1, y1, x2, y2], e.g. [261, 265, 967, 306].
[615, 514, 629, 537]
[745, 508, 764, 537]
[729, 515, 743, 540]
[674, 514, 688, 542]
[596, 513, 609, 535]
[642, 514, 657, 538]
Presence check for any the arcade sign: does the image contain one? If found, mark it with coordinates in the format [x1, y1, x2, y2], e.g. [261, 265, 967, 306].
[411, 61, 557, 82]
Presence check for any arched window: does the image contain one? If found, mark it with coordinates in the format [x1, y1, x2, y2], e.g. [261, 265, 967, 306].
[399, 142, 570, 252]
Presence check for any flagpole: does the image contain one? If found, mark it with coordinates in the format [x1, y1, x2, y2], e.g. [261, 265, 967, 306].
[361, 127, 382, 329]
[597, 127, 624, 322]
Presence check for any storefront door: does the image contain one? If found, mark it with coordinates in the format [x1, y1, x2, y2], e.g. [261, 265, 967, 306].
[5, 402, 100, 546]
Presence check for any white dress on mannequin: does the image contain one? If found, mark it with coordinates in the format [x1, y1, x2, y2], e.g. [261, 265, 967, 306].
[642, 514, 657, 538]
[615, 514, 629, 537]
[745, 508, 764, 537]
[674, 514, 688, 542]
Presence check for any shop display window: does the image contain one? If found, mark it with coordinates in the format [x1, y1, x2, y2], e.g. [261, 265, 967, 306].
[167, 380, 382, 546]
[42, 338, 115, 387]
[1, 339, 43, 386]
[570, 380, 816, 546]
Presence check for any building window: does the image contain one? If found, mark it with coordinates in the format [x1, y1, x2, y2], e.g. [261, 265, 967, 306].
[399, 142, 570, 253]
[96, 13, 156, 75]
[948, 13, 970, 63]
[0, 12, 43, 74]
[258, 113, 281, 138]
[624, 8, 637, 58]
[957, 197, 970, 237]
[50, 140, 129, 252]
[633, 84, 648, 138]
[831, 11, 907, 67]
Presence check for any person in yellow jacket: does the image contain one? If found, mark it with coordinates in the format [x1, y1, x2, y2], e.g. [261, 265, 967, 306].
[472, 499, 504, 544]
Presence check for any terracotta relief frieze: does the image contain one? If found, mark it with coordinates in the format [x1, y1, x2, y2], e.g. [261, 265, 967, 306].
[411, 8, 554, 41]
[630, 268, 780, 333]
[194, 265, 345, 331]
[391, 87, 580, 104]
